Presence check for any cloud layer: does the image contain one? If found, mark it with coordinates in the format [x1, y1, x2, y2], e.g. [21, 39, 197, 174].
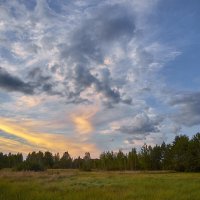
[0, 0, 199, 156]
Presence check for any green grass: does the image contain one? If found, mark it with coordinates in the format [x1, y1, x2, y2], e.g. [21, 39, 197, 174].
[0, 170, 200, 200]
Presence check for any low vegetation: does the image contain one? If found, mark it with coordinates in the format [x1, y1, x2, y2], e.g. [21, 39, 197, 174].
[0, 170, 199, 200]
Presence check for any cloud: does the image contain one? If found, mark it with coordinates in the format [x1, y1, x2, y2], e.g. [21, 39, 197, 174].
[170, 92, 200, 126]
[118, 112, 163, 138]
[70, 105, 98, 135]
[60, 3, 135, 63]
[56, 3, 137, 106]
[27, 67, 59, 95]
[72, 116, 93, 134]
[71, 65, 131, 106]
[0, 136, 36, 155]
[0, 0, 189, 154]
[1, 1, 136, 105]
[0, 67, 34, 94]
[0, 0, 168, 108]
[0, 117, 99, 157]
[16, 95, 42, 108]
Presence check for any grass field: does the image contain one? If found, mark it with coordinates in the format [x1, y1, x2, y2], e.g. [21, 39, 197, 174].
[0, 170, 199, 200]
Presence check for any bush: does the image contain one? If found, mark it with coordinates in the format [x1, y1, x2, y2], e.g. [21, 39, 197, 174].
[80, 161, 92, 171]
[15, 161, 46, 172]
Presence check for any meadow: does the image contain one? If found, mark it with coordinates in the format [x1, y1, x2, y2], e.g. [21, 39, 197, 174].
[0, 170, 200, 200]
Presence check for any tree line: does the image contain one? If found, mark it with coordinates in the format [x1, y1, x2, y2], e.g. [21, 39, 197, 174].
[0, 133, 200, 172]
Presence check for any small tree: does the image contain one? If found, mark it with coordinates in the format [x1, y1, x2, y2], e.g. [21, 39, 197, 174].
[81, 152, 92, 171]
[60, 151, 72, 168]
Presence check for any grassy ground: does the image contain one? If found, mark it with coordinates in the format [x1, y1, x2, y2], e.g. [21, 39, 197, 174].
[0, 169, 199, 200]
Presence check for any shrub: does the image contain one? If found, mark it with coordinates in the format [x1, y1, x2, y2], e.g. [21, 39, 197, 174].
[15, 161, 46, 172]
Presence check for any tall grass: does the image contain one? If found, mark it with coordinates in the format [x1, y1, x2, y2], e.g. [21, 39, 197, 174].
[0, 170, 199, 200]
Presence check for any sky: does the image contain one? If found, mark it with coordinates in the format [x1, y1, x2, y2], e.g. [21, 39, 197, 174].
[0, 0, 200, 157]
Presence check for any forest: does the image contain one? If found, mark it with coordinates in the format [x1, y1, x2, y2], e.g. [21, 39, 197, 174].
[0, 133, 200, 172]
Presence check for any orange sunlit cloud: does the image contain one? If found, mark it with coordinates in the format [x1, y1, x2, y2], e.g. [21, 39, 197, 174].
[72, 116, 93, 134]
[71, 105, 98, 134]
[0, 117, 99, 157]
[0, 137, 41, 155]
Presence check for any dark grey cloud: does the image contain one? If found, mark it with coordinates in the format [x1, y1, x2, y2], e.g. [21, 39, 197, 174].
[170, 92, 200, 126]
[58, 3, 135, 105]
[118, 113, 163, 136]
[27, 67, 63, 96]
[0, 2, 135, 106]
[126, 135, 144, 142]
[61, 4, 135, 65]
[73, 65, 96, 89]
[71, 65, 131, 106]
[28, 67, 51, 83]
[0, 3, 136, 105]
[0, 1, 146, 108]
[0, 67, 34, 94]
[92, 4, 135, 42]
[94, 68, 121, 104]
[0, 66, 59, 96]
